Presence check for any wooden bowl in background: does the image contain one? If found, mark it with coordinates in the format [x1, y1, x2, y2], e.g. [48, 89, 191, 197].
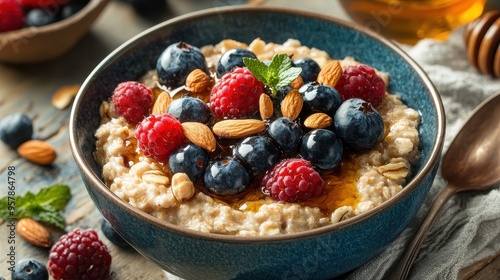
[0, 0, 109, 64]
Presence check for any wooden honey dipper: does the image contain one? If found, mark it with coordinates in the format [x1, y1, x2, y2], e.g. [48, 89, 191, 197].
[463, 10, 500, 78]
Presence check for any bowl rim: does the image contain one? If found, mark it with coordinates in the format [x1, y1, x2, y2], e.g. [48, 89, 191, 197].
[70, 5, 445, 243]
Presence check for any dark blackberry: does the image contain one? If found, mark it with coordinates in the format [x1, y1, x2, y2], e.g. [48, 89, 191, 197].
[234, 135, 281, 175]
[216, 48, 257, 77]
[157, 41, 208, 88]
[169, 143, 209, 182]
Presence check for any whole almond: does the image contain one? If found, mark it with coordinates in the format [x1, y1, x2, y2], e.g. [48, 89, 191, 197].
[17, 140, 57, 165]
[16, 218, 51, 247]
[186, 69, 212, 94]
[212, 119, 266, 139]
[281, 89, 303, 121]
[51, 84, 80, 110]
[304, 113, 333, 129]
[182, 122, 217, 152]
[317, 60, 343, 87]
[290, 75, 304, 89]
[152, 90, 172, 115]
[259, 94, 274, 120]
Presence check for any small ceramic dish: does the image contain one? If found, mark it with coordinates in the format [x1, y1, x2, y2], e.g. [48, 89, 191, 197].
[0, 0, 108, 64]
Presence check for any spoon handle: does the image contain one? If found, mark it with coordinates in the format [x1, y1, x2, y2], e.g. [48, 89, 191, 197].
[384, 184, 458, 280]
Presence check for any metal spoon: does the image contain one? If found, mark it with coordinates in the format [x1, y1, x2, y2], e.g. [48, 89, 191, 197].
[386, 91, 500, 280]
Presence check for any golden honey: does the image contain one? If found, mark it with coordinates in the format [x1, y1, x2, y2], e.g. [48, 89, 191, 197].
[217, 154, 361, 217]
[340, 0, 486, 44]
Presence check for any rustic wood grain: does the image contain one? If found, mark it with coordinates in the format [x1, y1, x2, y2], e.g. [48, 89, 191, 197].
[0, 1, 497, 280]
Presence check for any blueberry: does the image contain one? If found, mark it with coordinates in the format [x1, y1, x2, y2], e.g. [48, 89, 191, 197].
[298, 82, 342, 116]
[167, 95, 211, 123]
[203, 157, 251, 196]
[169, 143, 209, 182]
[157, 42, 208, 88]
[216, 48, 257, 77]
[267, 117, 303, 153]
[26, 9, 58, 27]
[275, 85, 291, 106]
[11, 258, 48, 280]
[234, 136, 281, 175]
[101, 219, 131, 248]
[334, 98, 385, 151]
[293, 58, 321, 83]
[0, 113, 33, 149]
[299, 129, 343, 170]
[59, 0, 89, 20]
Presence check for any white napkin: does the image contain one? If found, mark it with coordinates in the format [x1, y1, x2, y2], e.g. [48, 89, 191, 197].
[346, 27, 500, 280]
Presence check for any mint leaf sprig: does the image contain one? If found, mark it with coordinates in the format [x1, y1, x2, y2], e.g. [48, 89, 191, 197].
[243, 53, 302, 98]
[0, 184, 71, 230]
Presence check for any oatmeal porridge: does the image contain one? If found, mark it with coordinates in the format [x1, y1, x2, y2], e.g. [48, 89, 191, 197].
[94, 38, 420, 236]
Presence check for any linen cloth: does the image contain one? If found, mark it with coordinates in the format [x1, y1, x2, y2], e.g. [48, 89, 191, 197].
[346, 27, 500, 280]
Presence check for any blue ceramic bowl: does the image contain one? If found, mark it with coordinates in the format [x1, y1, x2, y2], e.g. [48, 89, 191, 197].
[70, 6, 445, 280]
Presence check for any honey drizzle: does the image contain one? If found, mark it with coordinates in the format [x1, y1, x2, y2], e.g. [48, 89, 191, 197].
[213, 154, 362, 217]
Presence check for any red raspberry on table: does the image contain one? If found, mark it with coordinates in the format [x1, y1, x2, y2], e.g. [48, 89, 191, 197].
[209, 67, 265, 119]
[19, 0, 69, 8]
[48, 228, 111, 280]
[262, 158, 324, 203]
[0, 0, 25, 33]
[111, 81, 153, 124]
[135, 113, 184, 163]
[334, 64, 386, 107]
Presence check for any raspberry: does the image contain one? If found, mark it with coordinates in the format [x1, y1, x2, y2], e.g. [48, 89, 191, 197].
[334, 64, 385, 107]
[19, 0, 69, 8]
[135, 114, 184, 162]
[47, 228, 111, 280]
[111, 81, 153, 124]
[0, 0, 25, 33]
[209, 67, 265, 119]
[262, 158, 324, 202]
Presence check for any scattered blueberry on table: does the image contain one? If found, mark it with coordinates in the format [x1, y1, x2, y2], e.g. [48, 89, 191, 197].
[11, 258, 48, 280]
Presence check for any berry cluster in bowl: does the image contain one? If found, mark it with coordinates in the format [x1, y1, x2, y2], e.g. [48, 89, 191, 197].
[95, 38, 420, 235]
[0, 0, 89, 32]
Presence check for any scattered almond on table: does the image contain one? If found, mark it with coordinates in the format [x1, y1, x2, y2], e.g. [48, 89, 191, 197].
[17, 139, 57, 165]
[16, 218, 52, 248]
[51, 84, 81, 110]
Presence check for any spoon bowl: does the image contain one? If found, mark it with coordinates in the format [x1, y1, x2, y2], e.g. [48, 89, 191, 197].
[441, 92, 500, 187]
[388, 91, 500, 280]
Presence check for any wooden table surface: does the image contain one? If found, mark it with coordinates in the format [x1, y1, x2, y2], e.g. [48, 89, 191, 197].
[0, 0, 498, 279]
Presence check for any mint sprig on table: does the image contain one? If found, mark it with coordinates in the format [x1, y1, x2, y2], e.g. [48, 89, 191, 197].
[243, 53, 302, 98]
[0, 184, 71, 230]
